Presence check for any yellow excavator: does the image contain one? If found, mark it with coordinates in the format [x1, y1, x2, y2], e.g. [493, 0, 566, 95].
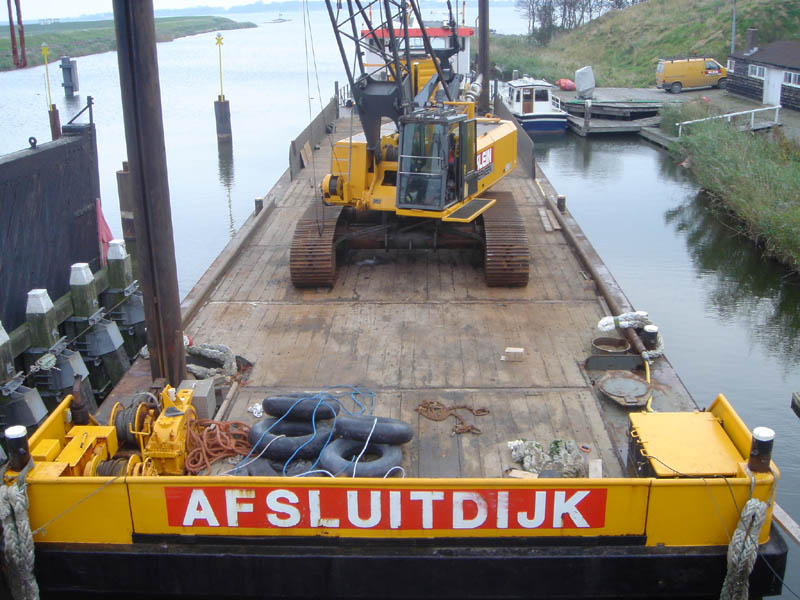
[290, 0, 529, 287]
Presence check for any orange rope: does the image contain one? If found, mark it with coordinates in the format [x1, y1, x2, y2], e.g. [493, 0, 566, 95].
[186, 419, 252, 475]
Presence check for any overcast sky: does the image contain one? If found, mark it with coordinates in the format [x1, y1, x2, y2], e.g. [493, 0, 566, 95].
[8, 1, 282, 21]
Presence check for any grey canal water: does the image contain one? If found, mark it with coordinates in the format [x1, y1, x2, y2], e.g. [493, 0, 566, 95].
[1, 4, 799, 595]
[535, 134, 800, 595]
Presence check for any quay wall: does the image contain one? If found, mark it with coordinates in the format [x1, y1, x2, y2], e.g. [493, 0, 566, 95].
[0, 126, 102, 331]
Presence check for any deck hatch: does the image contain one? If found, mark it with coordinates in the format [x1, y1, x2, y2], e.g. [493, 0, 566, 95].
[629, 412, 743, 477]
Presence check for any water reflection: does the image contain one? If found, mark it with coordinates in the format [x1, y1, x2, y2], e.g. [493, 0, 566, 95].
[217, 140, 236, 239]
[665, 192, 800, 371]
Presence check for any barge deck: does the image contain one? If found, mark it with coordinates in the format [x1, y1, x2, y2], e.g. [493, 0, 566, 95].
[185, 107, 686, 478]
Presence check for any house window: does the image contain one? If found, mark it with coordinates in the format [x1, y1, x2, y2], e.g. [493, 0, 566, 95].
[727, 59, 735, 73]
[784, 71, 800, 87]
[748, 64, 765, 79]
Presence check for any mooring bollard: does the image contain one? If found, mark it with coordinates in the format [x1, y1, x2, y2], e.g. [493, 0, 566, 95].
[41, 43, 61, 140]
[23, 289, 91, 409]
[0, 322, 48, 433]
[59, 55, 79, 97]
[214, 33, 232, 141]
[115, 161, 140, 281]
[67, 263, 130, 402]
[583, 99, 592, 134]
[102, 240, 147, 361]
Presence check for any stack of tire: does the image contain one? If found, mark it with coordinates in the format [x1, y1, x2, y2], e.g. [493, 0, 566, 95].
[246, 394, 413, 477]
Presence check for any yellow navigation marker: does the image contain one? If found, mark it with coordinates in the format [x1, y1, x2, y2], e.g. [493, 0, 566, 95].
[215, 33, 224, 101]
[41, 43, 54, 109]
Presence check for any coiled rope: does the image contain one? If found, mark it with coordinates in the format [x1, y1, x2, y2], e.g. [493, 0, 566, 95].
[186, 419, 252, 475]
[719, 497, 768, 600]
[0, 461, 39, 600]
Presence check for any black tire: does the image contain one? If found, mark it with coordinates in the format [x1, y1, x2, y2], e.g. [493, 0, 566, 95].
[334, 414, 414, 444]
[240, 458, 280, 477]
[248, 418, 334, 460]
[670, 82, 682, 94]
[262, 395, 339, 421]
[716, 78, 727, 89]
[319, 438, 403, 477]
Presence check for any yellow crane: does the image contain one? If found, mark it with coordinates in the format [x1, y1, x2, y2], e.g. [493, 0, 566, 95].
[290, 0, 529, 287]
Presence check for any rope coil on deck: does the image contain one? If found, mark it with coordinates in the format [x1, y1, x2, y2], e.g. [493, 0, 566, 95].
[0, 461, 39, 600]
[186, 419, 252, 475]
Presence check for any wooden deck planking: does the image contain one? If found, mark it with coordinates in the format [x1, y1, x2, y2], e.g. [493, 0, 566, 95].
[184, 111, 630, 480]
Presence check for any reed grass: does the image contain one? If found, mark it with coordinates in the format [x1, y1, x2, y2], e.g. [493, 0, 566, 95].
[672, 119, 800, 270]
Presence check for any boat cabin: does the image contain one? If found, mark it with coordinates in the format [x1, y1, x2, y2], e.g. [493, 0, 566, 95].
[505, 77, 568, 133]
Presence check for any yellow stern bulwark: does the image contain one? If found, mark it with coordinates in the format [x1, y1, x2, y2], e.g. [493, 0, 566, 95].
[17, 393, 776, 548]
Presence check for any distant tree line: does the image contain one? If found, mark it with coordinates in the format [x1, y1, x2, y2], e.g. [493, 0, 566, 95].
[515, 0, 646, 44]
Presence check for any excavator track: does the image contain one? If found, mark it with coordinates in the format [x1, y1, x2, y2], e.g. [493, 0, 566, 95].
[290, 204, 344, 287]
[482, 195, 530, 287]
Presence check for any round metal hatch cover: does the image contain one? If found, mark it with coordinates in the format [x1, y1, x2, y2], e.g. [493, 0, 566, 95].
[596, 371, 652, 407]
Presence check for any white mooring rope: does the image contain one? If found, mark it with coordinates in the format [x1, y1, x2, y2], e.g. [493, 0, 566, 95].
[719, 497, 768, 600]
[0, 461, 39, 600]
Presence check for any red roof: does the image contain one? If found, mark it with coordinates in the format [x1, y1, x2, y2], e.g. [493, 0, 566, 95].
[361, 26, 474, 39]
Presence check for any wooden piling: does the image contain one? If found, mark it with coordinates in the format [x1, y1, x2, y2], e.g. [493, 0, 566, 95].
[214, 96, 232, 141]
[113, 0, 186, 386]
[115, 161, 140, 281]
[49, 106, 61, 140]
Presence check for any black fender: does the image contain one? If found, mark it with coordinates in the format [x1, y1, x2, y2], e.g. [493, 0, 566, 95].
[248, 417, 334, 460]
[262, 395, 339, 421]
[334, 414, 414, 444]
[319, 438, 403, 477]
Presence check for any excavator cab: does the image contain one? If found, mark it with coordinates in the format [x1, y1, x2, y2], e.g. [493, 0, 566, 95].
[397, 109, 476, 211]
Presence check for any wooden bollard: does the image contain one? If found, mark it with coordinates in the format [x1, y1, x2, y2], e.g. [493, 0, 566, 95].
[24, 289, 91, 409]
[116, 161, 140, 281]
[103, 240, 147, 361]
[215, 96, 232, 141]
[26, 289, 61, 351]
[70, 263, 130, 400]
[583, 99, 592, 134]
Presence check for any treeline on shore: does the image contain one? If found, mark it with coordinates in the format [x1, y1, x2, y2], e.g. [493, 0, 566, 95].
[663, 102, 800, 272]
[491, 0, 800, 87]
[0, 16, 255, 71]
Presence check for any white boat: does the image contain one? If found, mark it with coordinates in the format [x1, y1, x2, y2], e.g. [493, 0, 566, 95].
[504, 77, 568, 134]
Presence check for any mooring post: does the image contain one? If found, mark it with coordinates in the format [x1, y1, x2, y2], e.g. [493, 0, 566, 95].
[68, 263, 130, 401]
[41, 43, 61, 140]
[103, 240, 147, 361]
[115, 161, 140, 281]
[214, 33, 232, 141]
[113, 0, 186, 387]
[583, 99, 592, 135]
[59, 55, 79, 97]
[24, 289, 92, 409]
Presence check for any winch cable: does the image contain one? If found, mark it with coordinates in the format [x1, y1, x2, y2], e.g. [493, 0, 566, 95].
[0, 461, 38, 600]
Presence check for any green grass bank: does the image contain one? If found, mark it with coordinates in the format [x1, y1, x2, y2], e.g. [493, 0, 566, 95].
[0, 16, 256, 71]
[489, 0, 800, 87]
[667, 108, 800, 270]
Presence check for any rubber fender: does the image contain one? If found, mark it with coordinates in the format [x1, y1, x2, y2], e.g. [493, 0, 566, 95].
[334, 414, 414, 444]
[248, 417, 333, 460]
[319, 438, 403, 477]
[241, 457, 280, 477]
[262, 395, 340, 421]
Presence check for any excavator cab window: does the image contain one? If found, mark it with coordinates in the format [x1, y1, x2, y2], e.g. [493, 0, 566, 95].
[397, 122, 449, 210]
